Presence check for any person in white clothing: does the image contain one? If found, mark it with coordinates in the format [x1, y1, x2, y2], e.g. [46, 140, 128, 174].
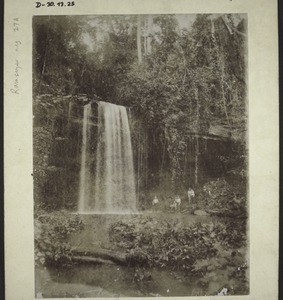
[170, 201, 177, 210]
[187, 187, 195, 205]
[174, 195, 181, 211]
[152, 196, 159, 205]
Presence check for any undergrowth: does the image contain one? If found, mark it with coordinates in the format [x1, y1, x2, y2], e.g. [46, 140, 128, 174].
[34, 205, 84, 267]
[109, 215, 248, 295]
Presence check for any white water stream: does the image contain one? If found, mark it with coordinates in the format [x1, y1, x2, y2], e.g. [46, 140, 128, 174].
[78, 101, 137, 213]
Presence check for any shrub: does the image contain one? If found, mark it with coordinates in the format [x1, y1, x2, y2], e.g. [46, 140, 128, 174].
[200, 178, 247, 217]
[109, 216, 248, 295]
[34, 209, 84, 267]
[110, 217, 220, 271]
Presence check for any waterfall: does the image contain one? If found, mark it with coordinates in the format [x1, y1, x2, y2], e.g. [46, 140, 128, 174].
[78, 101, 137, 213]
[78, 103, 92, 212]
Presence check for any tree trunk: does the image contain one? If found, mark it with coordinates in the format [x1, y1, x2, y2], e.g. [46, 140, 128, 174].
[140, 131, 144, 188]
[143, 17, 147, 55]
[183, 142, 187, 176]
[194, 87, 199, 186]
[211, 19, 215, 40]
[144, 130, 148, 188]
[71, 248, 128, 265]
[220, 59, 231, 130]
[195, 137, 199, 185]
[137, 15, 142, 64]
[146, 15, 153, 54]
[71, 256, 116, 265]
[221, 15, 233, 35]
[137, 121, 140, 200]
[38, 16, 51, 95]
[160, 132, 166, 172]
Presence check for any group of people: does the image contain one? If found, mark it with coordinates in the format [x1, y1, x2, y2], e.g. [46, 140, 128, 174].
[152, 187, 195, 211]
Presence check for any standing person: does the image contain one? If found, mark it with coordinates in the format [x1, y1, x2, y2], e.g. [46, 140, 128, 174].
[152, 196, 159, 211]
[170, 201, 177, 210]
[187, 187, 195, 205]
[174, 195, 181, 211]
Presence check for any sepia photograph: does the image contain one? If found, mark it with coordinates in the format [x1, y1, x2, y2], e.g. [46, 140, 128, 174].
[32, 14, 249, 298]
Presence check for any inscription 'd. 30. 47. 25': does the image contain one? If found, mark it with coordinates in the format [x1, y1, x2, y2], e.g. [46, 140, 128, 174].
[35, 1, 75, 8]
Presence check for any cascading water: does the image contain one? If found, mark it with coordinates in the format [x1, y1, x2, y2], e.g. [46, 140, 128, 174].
[78, 103, 92, 212]
[78, 101, 137, 213]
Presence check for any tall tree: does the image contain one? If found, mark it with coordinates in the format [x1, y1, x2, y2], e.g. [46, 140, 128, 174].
[137, 15, 142, 64]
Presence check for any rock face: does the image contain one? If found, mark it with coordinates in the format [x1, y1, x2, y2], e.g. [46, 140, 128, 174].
[194, 210, 210, 216]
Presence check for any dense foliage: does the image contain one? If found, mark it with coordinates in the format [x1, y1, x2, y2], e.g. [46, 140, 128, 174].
[34, 206, 84, 266]
[33, 14, 247, 195]
[198, 178, 247, 216]
[109, 216, 248, 294]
